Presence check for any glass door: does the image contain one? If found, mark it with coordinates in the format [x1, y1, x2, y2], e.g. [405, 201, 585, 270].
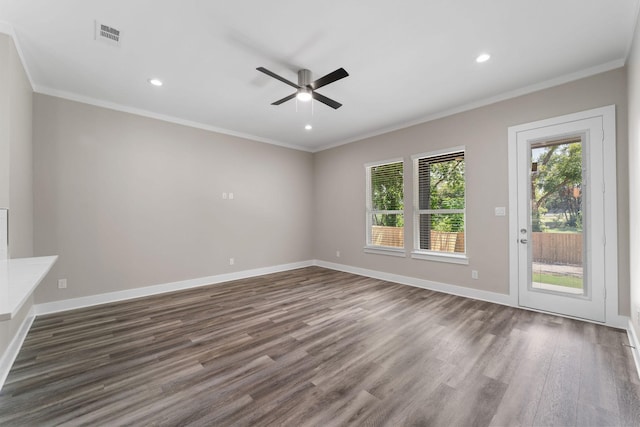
[530, 137, 585, 296]
[516, 117, 605, 322]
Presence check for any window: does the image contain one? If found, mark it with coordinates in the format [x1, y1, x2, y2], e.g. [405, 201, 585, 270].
[365, 159, 404, 254]
[413, 148, 467, 262]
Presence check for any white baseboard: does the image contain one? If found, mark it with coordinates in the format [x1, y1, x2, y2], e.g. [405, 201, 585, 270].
[607, 314, 631, 330]
[0, 306, 36, 391]
[628, 319, 640, 381]
[35, 260, 314, 316]
[314, 260, 515, 307]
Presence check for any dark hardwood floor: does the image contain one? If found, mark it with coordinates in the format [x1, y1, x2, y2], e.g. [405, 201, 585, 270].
[0, 266, 639, 426]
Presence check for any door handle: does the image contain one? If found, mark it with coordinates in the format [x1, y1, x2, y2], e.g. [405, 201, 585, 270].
[520, 238, 528, 244]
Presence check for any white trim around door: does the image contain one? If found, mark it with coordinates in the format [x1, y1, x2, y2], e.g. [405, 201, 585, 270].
[508, 105, 618, 324]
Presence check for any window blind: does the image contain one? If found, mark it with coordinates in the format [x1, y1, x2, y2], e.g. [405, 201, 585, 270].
[367, 161, 404, 248]
[415, 151, 465, 254]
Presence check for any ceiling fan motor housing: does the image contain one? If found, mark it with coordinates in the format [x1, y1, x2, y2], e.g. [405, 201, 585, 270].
[298, 69, 312, 86]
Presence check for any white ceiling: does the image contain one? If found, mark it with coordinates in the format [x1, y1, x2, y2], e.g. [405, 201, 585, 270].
[0, 0, 638, 152]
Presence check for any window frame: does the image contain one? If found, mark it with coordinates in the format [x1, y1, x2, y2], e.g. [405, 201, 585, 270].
[411, 146, 468, 264]
[364, 158, 406, 257]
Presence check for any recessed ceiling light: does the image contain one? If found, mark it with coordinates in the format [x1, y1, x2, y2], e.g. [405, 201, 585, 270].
[305, 124, 313, 130]
[148, 78, 163, 87]
[476, 53, 491, 63]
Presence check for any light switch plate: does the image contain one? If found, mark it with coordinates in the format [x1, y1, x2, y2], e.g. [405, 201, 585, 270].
[494, 207, 506, 216]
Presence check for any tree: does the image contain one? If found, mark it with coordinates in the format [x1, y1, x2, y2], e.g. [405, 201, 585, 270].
[428, 159, 464, 232]
[531, 142, 582, 231]
[371, 162, 404, 227]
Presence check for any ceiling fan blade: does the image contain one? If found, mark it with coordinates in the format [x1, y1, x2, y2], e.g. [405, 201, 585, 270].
[309, 68, 349, 90]
[271, 93, 297, 105]
[312, 91, 342, 109]
[256, 67, 300, 89]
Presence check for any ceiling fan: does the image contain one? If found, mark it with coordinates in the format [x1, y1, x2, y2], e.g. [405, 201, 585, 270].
[256, 67, 349, 109]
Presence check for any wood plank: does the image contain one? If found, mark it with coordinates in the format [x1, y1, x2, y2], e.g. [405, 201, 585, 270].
[0, 266, 637, 426]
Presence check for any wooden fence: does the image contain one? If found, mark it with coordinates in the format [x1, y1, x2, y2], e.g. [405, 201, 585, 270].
[532, 232, 582, 265]
[371, 226, 404, 247]
[371, 226, 464, 253]
[430, 231, 465, 253]
[370, 228, 580, 263]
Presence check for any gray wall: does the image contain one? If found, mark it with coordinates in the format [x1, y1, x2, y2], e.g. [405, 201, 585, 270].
[33, 94, 314, 303]
[0, 33, 33, 258]
[0, 33, 34, 357]
[0, 36, 8, 210]
[628, 18, 640, 333]
[16, 41, 634, 322]
[314, 68, 630, 316]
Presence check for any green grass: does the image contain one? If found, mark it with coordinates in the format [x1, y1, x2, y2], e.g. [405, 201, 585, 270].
[533, 273, 583, 289]
[539, 214, 582, 233]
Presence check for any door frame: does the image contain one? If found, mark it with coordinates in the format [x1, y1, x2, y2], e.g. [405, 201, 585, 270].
[507, 105, 620, 325]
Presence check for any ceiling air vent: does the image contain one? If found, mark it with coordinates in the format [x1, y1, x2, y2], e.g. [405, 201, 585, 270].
[94, 21, 120, 46]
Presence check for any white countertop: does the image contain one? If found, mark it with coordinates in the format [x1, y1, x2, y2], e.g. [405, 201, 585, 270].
[0, 256, 57, 320]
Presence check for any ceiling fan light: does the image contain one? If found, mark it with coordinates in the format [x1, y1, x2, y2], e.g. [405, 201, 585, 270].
[296, 88, 312, 102]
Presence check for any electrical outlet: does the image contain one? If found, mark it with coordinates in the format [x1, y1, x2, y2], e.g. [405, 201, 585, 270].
[58, 279, 67, 289]
[471, 270, 479, 280]
[336, 250, 340, 258]
[229, 258, 234, 265]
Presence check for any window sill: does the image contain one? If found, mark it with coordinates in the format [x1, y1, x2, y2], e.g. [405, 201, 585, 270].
[411, 250, 469, 265]
[363, 246, 406, 258]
